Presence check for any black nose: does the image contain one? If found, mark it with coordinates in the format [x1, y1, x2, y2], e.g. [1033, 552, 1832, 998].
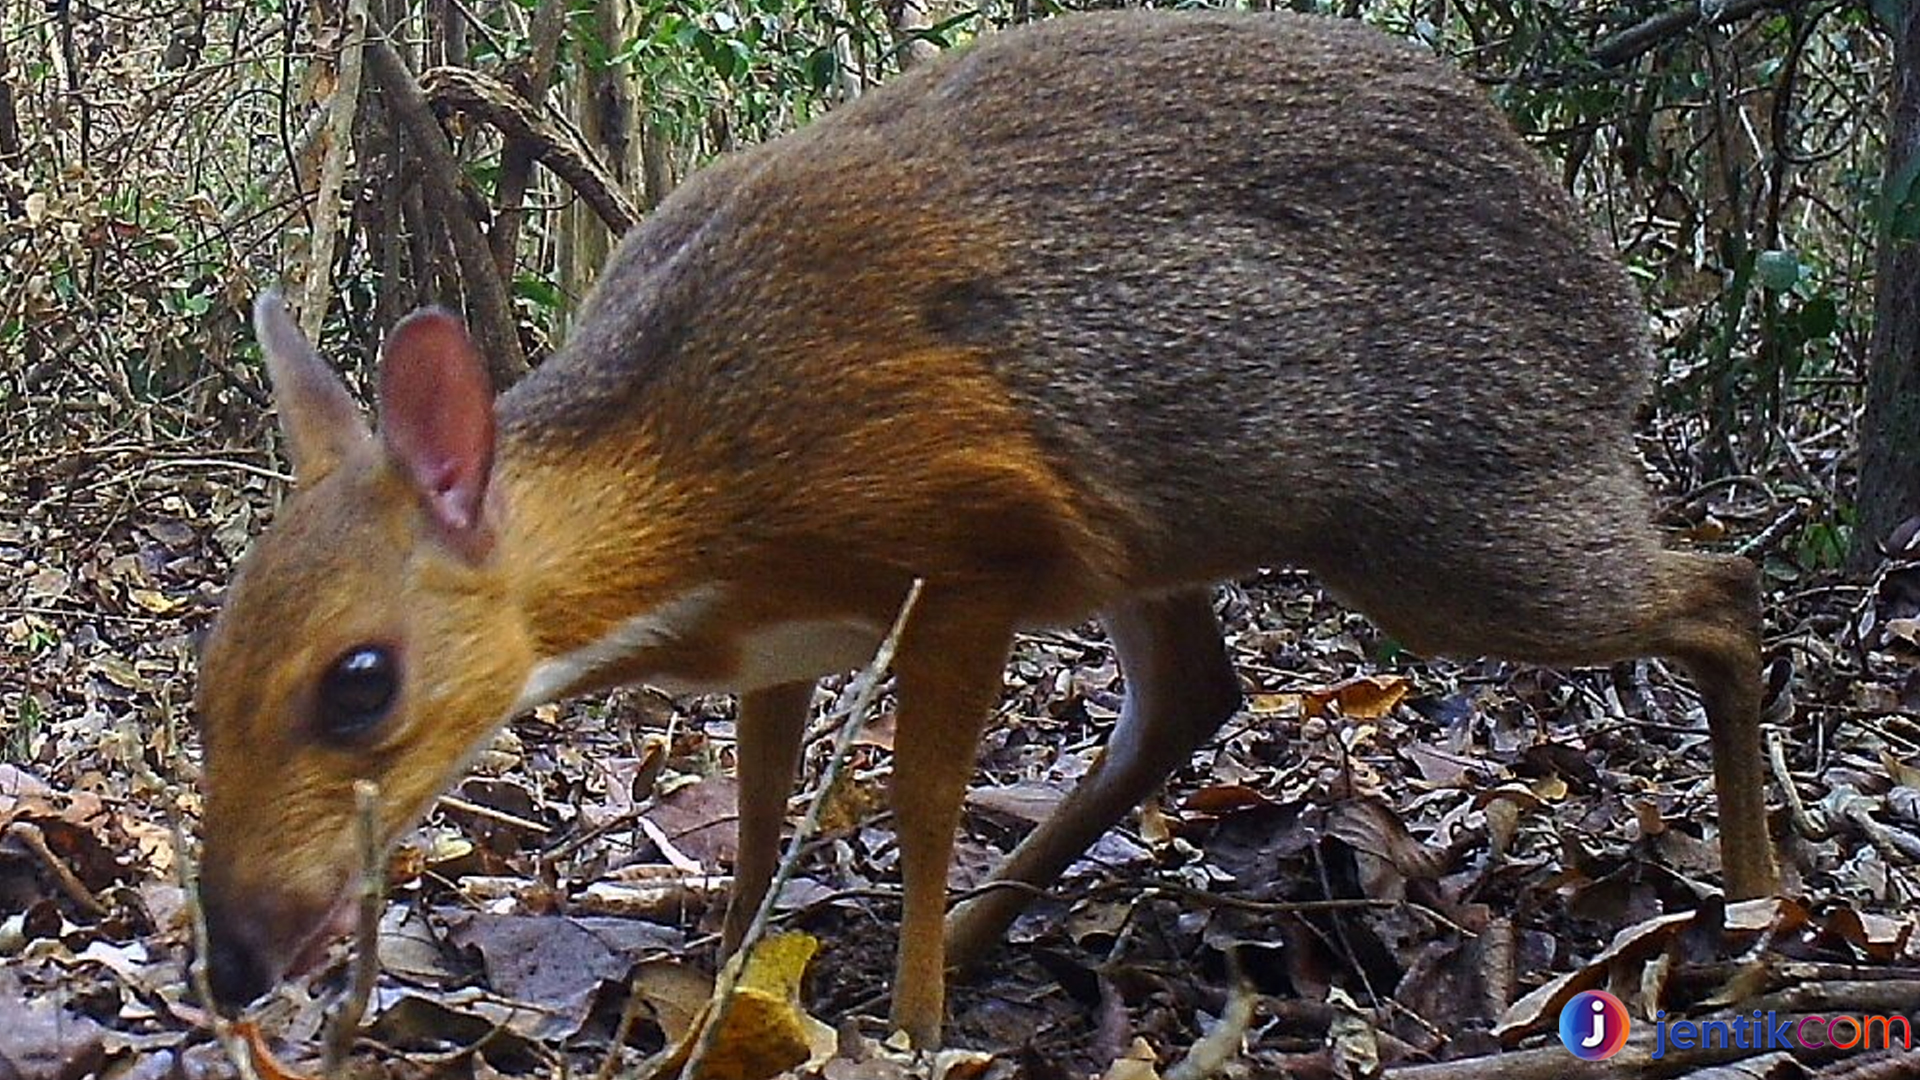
[197, 891, 272, 1013]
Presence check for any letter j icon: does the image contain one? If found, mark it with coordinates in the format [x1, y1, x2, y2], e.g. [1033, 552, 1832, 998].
[1560, 990, 1630, 1060]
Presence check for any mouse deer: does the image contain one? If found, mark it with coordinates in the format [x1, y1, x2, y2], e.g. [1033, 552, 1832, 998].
[194, 9, 1777, 1048]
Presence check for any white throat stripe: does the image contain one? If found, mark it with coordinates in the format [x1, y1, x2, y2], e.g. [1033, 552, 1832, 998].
[511, 586, 721, 713]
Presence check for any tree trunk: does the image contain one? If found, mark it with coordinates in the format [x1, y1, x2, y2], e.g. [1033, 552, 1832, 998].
[559, 0, 638, 326]
[0, 8, 21, 217]
[1853, 1, 1920, 568]
[488, 0, 566, 279]
[640, 118, 673, 212]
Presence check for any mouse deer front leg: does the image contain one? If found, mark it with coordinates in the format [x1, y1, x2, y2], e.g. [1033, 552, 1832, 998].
[723, 681, 814, 954]
[886, 586, 1017, 1050]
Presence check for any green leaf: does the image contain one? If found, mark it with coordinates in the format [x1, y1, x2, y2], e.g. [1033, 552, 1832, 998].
[1755, 249, 1801, 291]
[1796, 522, 1851, 571]
[514, 273, 563, 310]
[804, 47, 836, 90]
[1796, 295, 1839, 341]
[710, 42, 740, 78]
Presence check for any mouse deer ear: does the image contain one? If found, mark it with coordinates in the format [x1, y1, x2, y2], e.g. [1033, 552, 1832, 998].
[254, 291, 371, 480]
[376, 307, 497, 555]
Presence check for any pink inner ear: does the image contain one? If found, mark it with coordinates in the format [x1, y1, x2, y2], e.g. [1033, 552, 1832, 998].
[376, 309, 496, 542]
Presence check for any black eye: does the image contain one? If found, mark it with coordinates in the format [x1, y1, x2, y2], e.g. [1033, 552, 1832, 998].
[316, 646, 398, 740]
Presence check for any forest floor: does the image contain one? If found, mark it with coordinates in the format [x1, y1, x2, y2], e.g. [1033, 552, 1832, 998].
[3, 432, 1920, 1079]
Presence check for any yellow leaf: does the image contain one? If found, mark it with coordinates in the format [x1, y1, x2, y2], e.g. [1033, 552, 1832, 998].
[1247, 692, 1302, 716]
[629, 960, 713, 1044]
[814, 767, 885, 837]
[1099, 1037, 1161, 1080]
[1883, 752, 1920, 791]
[646, 932, 833, 1080]
[128, 588, 181, 614]
[1304, 675, 1409, 720]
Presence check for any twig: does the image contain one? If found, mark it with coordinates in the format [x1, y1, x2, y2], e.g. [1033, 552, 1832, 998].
[595, 968, 654, 1080]
[221, 104, 327, 228]
[946, 876, 1400, 919]
[1589, 0, 1802, 69]
[1737, 498, 1810, 559]
[438, 792, 552, 835]
[1655, 474, 1774, 523]
[679, 581, 924, 1080]
[89, 456, 293, 485]
[1145, 885, 1398, 919]
[363, 25, 528, 384]
[1768, 727, 1825, 841]
[419, 65, 641, 235]
[298, 0, 370, 341]
[6, 821, 108, 917]
[120, 691, 263, 1080]
[322, 780, 387, 1071]
[1165, 963, 1258, 1080]
[487, 0, 567, 277]
[172, 817, 265, 1080]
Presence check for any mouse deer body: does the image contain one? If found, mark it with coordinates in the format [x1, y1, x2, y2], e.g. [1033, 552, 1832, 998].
[195, 9, 1776, 1047]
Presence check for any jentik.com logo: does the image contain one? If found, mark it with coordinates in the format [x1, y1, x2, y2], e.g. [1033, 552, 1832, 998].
[1560, 990, 1631, 1060]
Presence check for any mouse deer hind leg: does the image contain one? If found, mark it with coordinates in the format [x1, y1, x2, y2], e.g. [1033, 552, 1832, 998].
[1645, 550, 1776, 899]
[1324, 525, 1777, 901]
[945, 587, 1242, 971]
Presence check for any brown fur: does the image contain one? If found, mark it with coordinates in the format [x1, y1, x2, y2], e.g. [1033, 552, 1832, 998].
[196, 9, 1776, 1047]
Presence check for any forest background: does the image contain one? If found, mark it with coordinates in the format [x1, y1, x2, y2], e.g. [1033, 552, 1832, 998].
[2, 0, 1919, 1076]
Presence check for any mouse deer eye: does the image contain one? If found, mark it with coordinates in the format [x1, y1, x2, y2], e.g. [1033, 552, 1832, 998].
[314, 646, 398, 740]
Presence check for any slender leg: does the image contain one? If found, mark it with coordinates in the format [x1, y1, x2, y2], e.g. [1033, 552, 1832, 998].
[1336, 542, 1778, 899]
[722, 681, 814, 954]
[945, 588, 1241, 970]
[887, 588, 1017, 1050]
[1651, 552, 1777, 898]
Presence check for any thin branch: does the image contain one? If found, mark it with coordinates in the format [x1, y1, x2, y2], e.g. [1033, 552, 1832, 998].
[1589, 0, 1802, 69]
[173, 818, 264, 1080]
[364, 26, 528, 384]
[420, 64, 642, 236]
[681, 581, 925, 1080]
[595, 967, 654, 1080]
[438, 791, 551, 835]
[321, 779, 386, 1071]
[299, 0, 370, 341]
[6, 821, 107, 917]
[134, 689, 263, 1080]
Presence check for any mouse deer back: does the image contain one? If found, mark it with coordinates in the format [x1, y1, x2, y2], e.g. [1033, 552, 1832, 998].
[196, 9, 1775, 1047]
